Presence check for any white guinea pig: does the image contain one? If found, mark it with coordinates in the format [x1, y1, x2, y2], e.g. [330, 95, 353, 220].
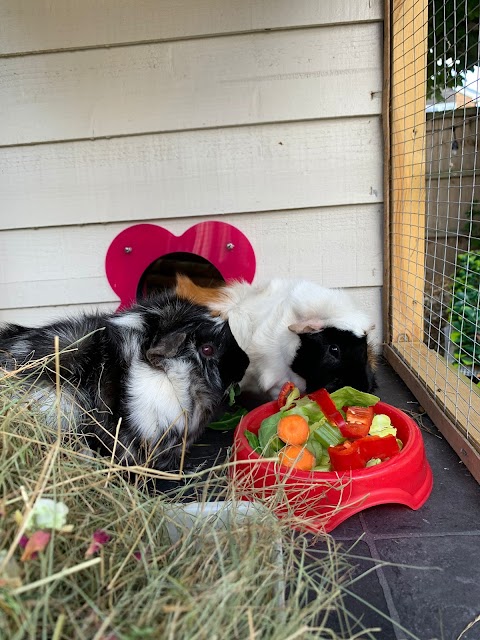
[175, 275, 377, 401]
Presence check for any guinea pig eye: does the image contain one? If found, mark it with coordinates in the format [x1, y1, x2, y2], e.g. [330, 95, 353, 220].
[200, 343, 215, 358]
[329, 344, 340, 357]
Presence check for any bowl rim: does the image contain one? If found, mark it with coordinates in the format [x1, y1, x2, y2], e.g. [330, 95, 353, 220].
[234, 400, 421, 480]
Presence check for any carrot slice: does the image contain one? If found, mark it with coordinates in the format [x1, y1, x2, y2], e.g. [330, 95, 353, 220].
[278, 445, 316, 471]
[277, 414, 310, 445]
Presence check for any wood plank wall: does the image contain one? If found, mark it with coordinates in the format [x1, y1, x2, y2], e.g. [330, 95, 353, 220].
[0, 0, 384, 340]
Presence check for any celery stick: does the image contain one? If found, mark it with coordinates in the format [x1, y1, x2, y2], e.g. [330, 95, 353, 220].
[312, 423, 344, 448]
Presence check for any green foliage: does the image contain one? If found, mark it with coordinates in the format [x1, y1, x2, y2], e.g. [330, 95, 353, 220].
[428, 0, 480, 99]
[448, 250, 480, 373]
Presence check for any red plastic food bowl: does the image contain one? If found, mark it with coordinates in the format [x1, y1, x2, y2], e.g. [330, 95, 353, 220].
[231, 401, 433, 533]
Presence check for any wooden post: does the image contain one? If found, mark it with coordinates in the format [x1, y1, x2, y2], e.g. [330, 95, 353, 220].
[390, 0, 427, 343]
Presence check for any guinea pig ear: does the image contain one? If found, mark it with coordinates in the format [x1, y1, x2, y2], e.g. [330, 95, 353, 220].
[288, 321, 324, 335]
[146, 332, 187, 366]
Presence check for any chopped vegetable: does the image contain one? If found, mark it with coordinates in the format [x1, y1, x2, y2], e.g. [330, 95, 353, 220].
[278, 445, 316, 471]
[313, 452, 332, 472]
[208, 407, 247, 431]
[305, 437, 323, 460]
[329, 386, 380, 410]
[345, 406, 374, 427]
[339, 421, 370, 440]
[312, 422, 344, 448]
[228, 382, 241, 406]
[258, 413, 283, 452]
[369, 414, 397, 438]
[277, 381, 298, 409]
[328, 441, 366, 471]
[370, 414, 391, 430]
[244, 384, 404, 473]
[357, 434, 400, 460]
[277, 415, 310, 445]
[309, 388, 347, 429]
[245, 430, 261, 454]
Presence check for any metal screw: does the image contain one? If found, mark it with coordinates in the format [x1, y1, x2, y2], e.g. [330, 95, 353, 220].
[124, 246, 133, 254]
[226, 243, 234, 251]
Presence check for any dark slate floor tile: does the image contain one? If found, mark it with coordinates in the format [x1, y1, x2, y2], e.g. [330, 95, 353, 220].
[362, 361, 480, 536]
[360, 427, 480, 535]
[329, 513, 365, 539]
[374, 359, 421, 411]
[308, 541, 398, 639]
[375, 535, 480, 640]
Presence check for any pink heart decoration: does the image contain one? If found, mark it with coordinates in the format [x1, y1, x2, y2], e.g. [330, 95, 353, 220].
[105, 221, 256, 309]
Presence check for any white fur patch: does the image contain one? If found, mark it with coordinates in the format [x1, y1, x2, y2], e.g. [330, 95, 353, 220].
[109, 313, 144, 331]
[125, 358, 193, 442]
[7, 340, 32, 358]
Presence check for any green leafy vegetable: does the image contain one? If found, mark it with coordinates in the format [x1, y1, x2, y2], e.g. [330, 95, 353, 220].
[305, 437, 323, 460]
[313, 453, 332, 472]
[329, 386, 380, 410]
[365, 458, 382, 468]
[369, 414, 397, 438]
[245, 430, 261, 454]
[258, 413, 284, 457]
[208, 407, 247, 431]
[228, 383, 242, 406]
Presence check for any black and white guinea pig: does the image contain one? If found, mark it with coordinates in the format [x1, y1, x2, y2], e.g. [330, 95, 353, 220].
[0, 291, 249, 471]
[176, 275, 377, 401]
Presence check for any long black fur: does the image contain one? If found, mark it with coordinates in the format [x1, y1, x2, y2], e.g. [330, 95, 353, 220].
[292, 327, 377, 394]
[0, 292, 249, 471]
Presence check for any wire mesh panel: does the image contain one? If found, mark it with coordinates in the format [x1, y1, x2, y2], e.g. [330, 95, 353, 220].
[386, 0, 480, 481]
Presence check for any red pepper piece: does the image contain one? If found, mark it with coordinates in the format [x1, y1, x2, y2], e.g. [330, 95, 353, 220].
[309, 388, 347, 429]
[357, 434, 400, 461]
[339, 422, 370, 439]
[328, 441, 366, 471]
[345, 406, 374, 428]
[277, 381, 296, 408]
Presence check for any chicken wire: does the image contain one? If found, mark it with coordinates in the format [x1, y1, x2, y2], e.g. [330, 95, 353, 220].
[386, 0, 480, 474]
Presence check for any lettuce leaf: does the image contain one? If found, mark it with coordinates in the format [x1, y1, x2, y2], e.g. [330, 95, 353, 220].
[305, 437, 323, 461]
[329, 386, 380, 410]
[258, 413, 284, 457]
[245, 430, 261, 454]
[369, 413, 397, 438]
[208, 407, 247, 430]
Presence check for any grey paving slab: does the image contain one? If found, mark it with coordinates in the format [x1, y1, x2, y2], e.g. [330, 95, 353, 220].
[375, 534, 480, 640]
[360, 362, 480, 536]
[308, 540, 397, 639]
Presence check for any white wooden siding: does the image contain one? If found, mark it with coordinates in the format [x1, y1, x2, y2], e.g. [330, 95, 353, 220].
[0, 118, 383, 231]
[0, 205, 383, 308]
[0, 0, 384, 343]
[0, 0, 383, 55]
[0, 303, 119, 326]
[1, 23, 382, 146]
